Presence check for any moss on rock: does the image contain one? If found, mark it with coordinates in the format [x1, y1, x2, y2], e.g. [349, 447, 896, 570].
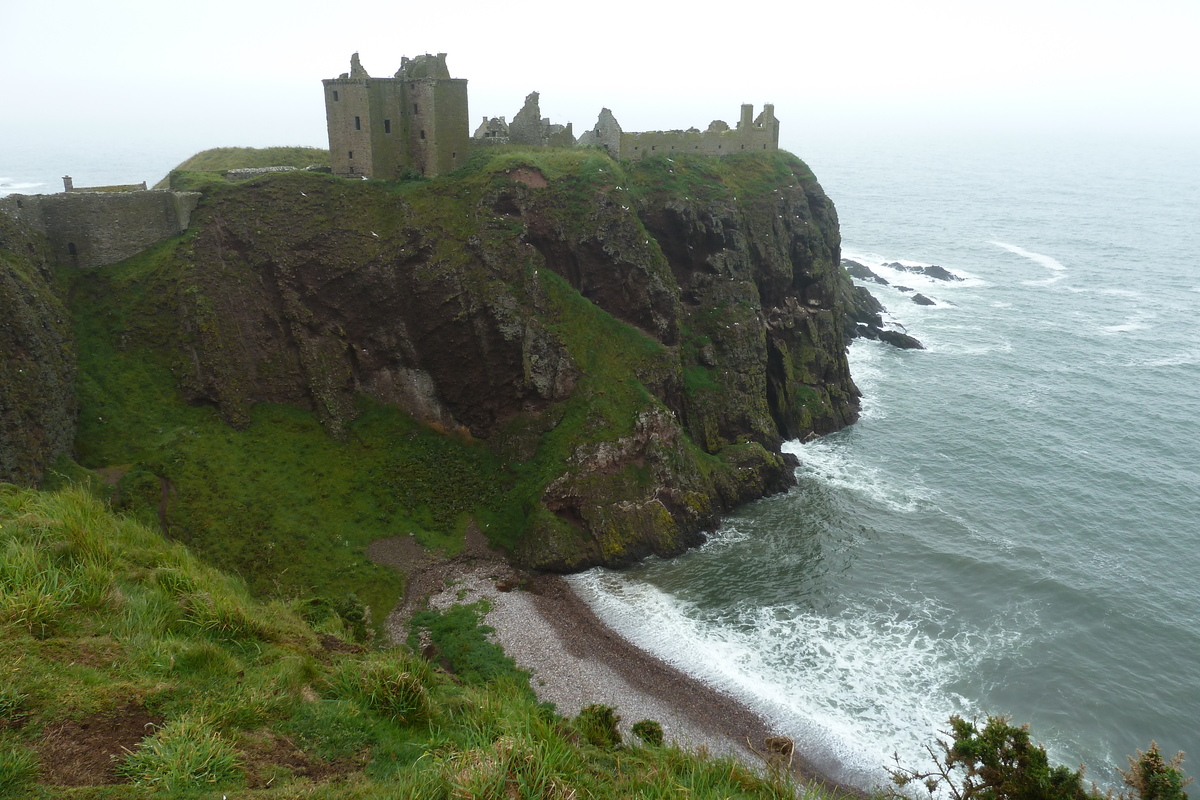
[0, 212, 76, 486]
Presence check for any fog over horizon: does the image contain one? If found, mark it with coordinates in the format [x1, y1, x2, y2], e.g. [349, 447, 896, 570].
[3, 0, 1198, 189]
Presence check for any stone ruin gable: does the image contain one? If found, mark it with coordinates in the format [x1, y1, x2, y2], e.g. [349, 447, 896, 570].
[576, 108, 622, 156]
[0, 189, 200, 269]
[473, 115, 510, 146]
[578, 104, 780, 161]
[322, 52, 470, 179]
[505, 91, 576, 147]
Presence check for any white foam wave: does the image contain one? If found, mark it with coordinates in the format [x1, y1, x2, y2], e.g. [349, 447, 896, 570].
[0, 179, 44, 197]
[1100, 318, 1149, 334]
[990, 241, 1067, 272]
[1132, 349, 1200, 368]
[783, 437, 932, 513]
[569, 571, 1019, 789]
[1020, 273, 1067, 286]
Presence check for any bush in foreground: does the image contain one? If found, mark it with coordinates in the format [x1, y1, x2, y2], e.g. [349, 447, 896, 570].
[889, 716, 1190, 800]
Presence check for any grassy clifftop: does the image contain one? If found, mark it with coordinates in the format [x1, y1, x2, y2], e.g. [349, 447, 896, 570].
[151, 146, 330, 188]
[0, 484, 821, 798]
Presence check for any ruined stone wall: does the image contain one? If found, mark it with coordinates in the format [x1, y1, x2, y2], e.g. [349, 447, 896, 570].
[619, 126, 776, 159]
[0, 190, 200, 269]
[224, 167, 298, 181]
[368, 79, 408, 179]
[577, 104, 779, 162]
[324, 78, 374, 176]
[431, 79, 470, 175]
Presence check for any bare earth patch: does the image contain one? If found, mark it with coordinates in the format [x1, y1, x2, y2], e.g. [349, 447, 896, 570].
[37, 705, 162, 786]
[508, 167, 548, 188]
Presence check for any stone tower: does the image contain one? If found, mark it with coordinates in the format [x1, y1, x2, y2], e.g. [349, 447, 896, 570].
[323, 53, 470, 179]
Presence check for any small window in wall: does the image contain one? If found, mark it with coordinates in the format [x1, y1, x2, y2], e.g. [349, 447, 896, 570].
[718, 145, 722, 150]
[348, 151, 354, 159]
[333, 90, 339, 101]
[413, 103, 419, 114]
[741, 144, 745, 150]
[763, 144, 767, 149]
[384, 119, 391, 133]
[651, 145, 656, 151]
[68, 242, 77, 255]
[355, 116, 361, 130]
[452, 152, 457, 159]
[420, 130, 426, 140]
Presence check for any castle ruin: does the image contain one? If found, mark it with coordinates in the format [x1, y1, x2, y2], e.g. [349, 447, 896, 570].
[576, 104, 780, 161]
[322, 53, 470, 179]
[326, 52, 779, 174]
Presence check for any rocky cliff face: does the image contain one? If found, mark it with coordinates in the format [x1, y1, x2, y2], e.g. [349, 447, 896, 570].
[62, 149, 859, 571]
[0, 211, 76, 486]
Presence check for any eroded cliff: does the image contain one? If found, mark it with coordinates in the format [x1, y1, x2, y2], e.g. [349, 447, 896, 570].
[64, 148, 857, 574]
[0, 211, 76, 485]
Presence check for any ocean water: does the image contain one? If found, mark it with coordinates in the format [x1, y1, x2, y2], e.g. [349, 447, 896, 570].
[570, 132, 1200, 789]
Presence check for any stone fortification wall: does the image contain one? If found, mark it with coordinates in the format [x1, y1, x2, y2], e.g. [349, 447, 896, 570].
[0, 190, 200, 269]
[579, 104, 780, 162]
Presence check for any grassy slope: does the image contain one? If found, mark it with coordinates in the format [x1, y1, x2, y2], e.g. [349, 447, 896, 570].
[0, 485, 822, 799]
[152, 147, 331, 189]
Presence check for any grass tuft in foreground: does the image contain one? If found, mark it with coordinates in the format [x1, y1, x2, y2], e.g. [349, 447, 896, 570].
[0, 484, 841, 799]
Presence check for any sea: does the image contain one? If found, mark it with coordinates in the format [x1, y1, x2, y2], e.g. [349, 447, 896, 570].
[570, 131, 1200, 789]
[4, 128, 1197, 792]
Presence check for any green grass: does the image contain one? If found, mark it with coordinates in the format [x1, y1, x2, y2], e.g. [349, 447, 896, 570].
[152, 146, 331, 188]
[409, 601, 532, 689]
[0, 485, 843, 799]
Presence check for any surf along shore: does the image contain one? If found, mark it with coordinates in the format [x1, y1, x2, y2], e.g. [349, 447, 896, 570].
[368, 527, 866, 797]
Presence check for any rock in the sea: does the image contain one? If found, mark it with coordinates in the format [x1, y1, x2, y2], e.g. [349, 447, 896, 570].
[922, 265, 962, 281]
[884, 261, 961, 281]
[837, 266, 925, 350]
[841, 258, 889, 285]
[911, 293, 936, 306]
[895, 286, 913, 292]
[877, 329, 925, 349]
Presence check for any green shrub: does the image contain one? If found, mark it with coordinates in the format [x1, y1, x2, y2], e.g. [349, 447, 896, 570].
[118, 714, 242, 793]
[888, 717, 1192, 800]
[632, 718, 664, 747]
[1121, 743, 1192, 800]
[575, 704, 621, 749]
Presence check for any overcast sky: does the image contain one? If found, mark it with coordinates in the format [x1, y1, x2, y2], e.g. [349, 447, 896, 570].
[3, 0, 1198, 180]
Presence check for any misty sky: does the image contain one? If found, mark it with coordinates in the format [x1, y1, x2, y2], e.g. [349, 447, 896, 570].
[2, 0, 1198, 184]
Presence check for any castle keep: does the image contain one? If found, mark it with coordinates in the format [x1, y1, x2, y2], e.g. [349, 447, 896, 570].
[323, 53, 470, 179]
